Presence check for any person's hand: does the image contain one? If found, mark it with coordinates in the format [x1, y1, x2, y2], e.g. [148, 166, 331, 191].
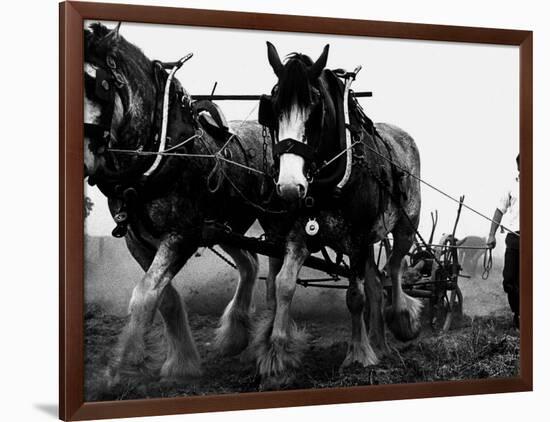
[487, 235, 496, 249]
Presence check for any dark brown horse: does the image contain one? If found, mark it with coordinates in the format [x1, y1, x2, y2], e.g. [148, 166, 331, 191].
[84, 23, 275, 383]
[252, 43, 423, 388]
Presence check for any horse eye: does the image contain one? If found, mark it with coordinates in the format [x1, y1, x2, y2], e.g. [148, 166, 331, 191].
[311, 88, 321, 103]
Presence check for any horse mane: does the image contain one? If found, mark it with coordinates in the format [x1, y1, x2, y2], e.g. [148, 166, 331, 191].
[275, 53, 315, 115]
[85, 23, 154, 94]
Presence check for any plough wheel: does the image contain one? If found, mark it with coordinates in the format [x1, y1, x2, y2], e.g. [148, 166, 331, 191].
[432, 236, 463, 332]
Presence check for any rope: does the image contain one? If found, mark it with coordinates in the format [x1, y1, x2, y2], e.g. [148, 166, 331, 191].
[208, 246, 237, 269]
[108, 101, 270, 179]
[107, 148, 214, 159]
[361, 154, 447, 272]
[422, 244, 490, 250]
[482, 248, 493, 280]
[213, 158, 287, 215]
[362, 143, 520, 238]
[107, 133, 268, 176]
[314, 140, 362, 173]
[163, 129, 204, 153]
[217, 102, 259, 154]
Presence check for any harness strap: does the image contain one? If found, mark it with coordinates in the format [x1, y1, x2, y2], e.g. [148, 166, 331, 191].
[84, 66, 116, 154]
[336, 65, 361, 190]
[273, 138, 316, 162]
[144, 54, 193, 177]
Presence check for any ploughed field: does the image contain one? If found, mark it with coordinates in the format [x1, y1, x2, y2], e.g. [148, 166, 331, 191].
[84, 239, 519, 401]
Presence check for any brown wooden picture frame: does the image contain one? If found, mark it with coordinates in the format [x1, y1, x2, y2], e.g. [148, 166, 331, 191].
[59, 1, 533, 420]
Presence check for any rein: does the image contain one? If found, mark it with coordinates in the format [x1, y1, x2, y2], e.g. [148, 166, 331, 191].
[85, 57, 167, 187]
[482, 248, 493, 280]
[106, 104, 287, 215]
[362, 142, 520, 238]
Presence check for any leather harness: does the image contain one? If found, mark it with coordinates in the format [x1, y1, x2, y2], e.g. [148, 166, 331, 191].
[85, 55, 241, 238]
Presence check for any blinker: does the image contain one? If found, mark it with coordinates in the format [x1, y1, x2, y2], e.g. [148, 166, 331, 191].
[258, 94, 275, 128]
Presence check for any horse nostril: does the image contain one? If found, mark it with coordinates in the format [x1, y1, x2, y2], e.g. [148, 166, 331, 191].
[276, 183, 283, 196]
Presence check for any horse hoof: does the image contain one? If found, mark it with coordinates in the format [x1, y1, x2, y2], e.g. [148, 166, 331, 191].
[160, 357, 202, 380]
[252, 326, 307, 378]
[340, 341, 378, 370]
[213, 312, 250, 357]
[104, 366, 121, 389]
[386, 308, 422, 341]
[385, 296, 423, 341]
[373, 342, 392, 359]
[259, 373, 295, 391]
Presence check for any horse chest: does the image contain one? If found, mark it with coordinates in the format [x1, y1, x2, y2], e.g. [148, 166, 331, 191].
[312, 213, 354, 253]
[311, 200, 400, 254]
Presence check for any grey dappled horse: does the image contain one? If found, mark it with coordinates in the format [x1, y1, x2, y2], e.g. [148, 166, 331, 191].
[251, 42, 423, 388]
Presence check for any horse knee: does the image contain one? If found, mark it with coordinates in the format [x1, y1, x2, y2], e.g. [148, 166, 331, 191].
[128, 286, 157, 318]
[247, 252, 260, 276]
[276, 275, 296, 303]
[364, 276, 383, 299]
[240, 252, 259, 282]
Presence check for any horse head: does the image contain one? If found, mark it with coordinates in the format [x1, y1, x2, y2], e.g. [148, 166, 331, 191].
[83, 22, 162, 180]
[263, 42, 331, 202]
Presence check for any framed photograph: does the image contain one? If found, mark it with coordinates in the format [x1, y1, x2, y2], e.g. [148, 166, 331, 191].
[60, 1, 532, 420]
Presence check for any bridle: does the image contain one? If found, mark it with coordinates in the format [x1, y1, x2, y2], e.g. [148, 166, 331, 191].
[84, 56, 125, 156]
[258, 72, 353, 192]
[258, 91, 320, 181]
[84, 53, 194, 187]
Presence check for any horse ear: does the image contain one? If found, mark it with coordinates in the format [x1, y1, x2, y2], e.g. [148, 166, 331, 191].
[309, 44, 330, 80]
[104, 22, 122, 43]
[266, 41, 283, 77]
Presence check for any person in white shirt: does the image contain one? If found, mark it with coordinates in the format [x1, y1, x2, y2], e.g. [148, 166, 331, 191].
[487, 154, 520, 328]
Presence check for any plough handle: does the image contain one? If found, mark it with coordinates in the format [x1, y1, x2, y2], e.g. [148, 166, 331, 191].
[451, 195, 465, 239]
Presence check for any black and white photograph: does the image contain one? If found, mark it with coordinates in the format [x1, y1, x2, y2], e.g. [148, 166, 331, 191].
[83, 19, 521, 402]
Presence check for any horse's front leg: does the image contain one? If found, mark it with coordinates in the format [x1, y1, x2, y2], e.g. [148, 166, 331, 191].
[252, 239, 309, 390]
[265, 257, 283, 311]
[385, 230, 423, 341]
[214, 245, 259, 356]
[341, 248, 378, 369]
[363, 245, 391, 357]
[111, 232, 199, 380]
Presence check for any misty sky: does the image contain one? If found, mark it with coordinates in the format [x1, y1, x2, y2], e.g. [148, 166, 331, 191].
[84, 20, 519, 253]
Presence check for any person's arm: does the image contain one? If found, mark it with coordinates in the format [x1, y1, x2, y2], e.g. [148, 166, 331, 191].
[487, 209, 503, 249]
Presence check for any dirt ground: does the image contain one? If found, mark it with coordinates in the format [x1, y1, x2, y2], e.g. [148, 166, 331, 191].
[84, 237, 520, 402]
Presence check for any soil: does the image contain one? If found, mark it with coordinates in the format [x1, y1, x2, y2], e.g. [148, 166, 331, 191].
[84, 259, 520, 402]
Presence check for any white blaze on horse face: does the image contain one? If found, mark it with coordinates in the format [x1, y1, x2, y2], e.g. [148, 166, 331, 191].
[276, 103, 310, 201]
[83, 63, 103, 175]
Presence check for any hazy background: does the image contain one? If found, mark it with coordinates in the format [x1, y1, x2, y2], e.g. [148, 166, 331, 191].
[84, 20, 518, 315]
